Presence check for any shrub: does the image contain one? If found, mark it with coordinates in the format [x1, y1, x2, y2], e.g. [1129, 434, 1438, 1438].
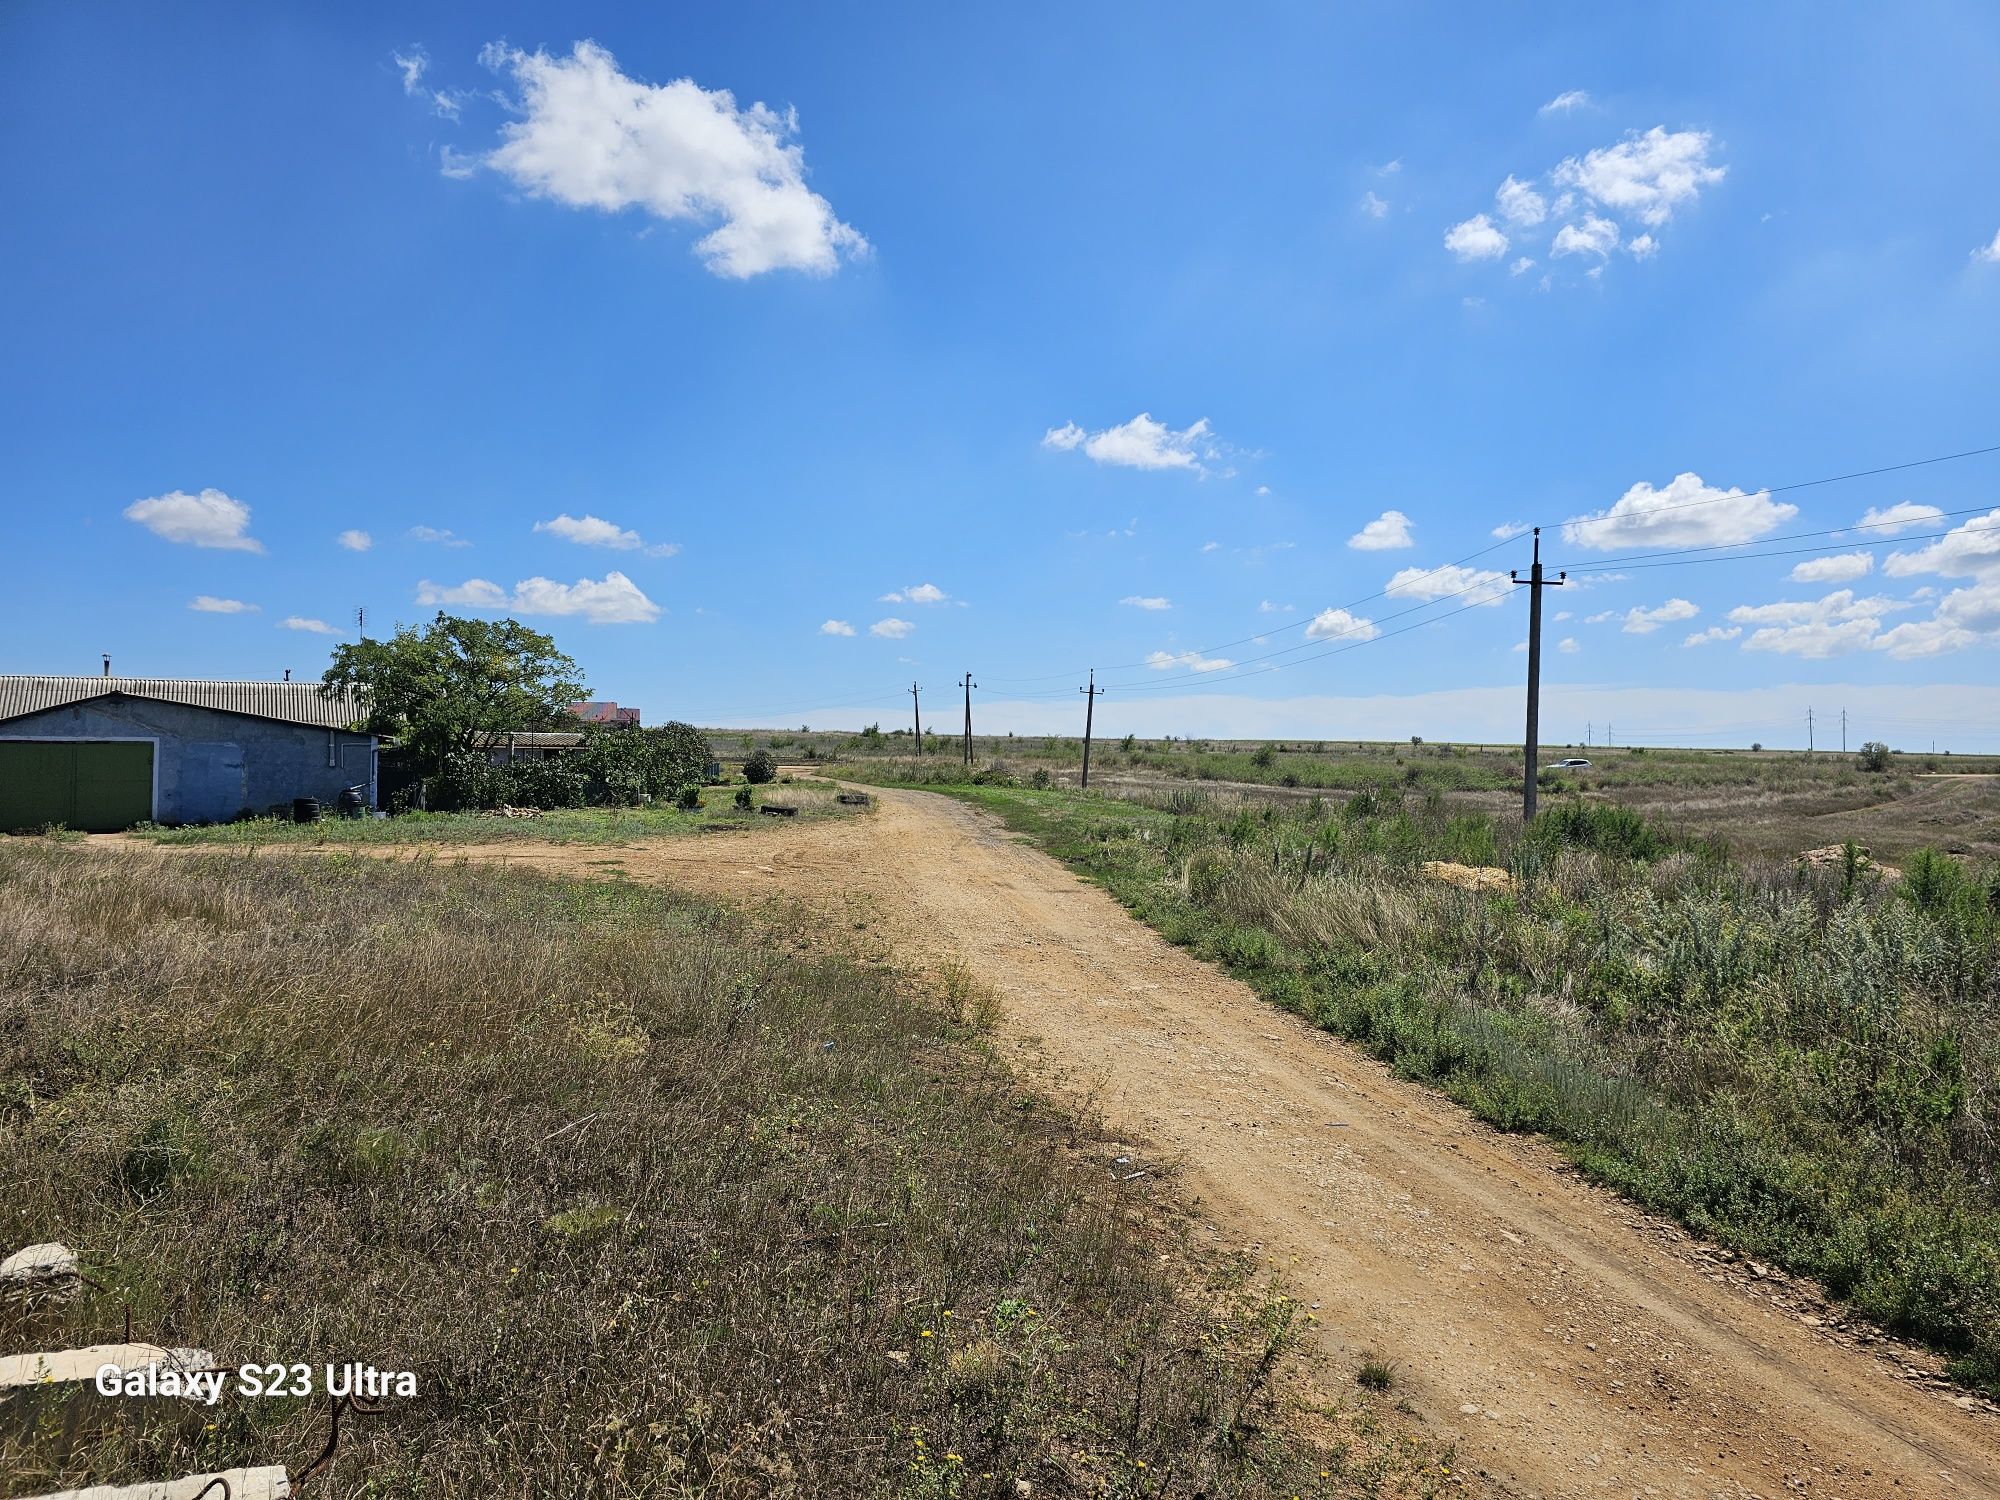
[743, 749, 779, 784]
[500, 757, 587, 810]
[733, 786, 753, 810]
[675, 784, 702, 811]
[1857, 741, 1893, 773]
[1524, 800, 1666, 861]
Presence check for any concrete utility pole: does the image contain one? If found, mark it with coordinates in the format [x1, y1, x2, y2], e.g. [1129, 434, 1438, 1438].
[958, 672, 977, 765]
[1079, 669, 1106, 789]
[1842, 707, 1848, 754]
[1510, 527, 1565, 823]
[1807, 706, 1815, 753]
[910, 681, 923, 753]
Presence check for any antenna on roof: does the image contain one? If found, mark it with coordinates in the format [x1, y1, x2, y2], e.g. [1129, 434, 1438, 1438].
[284, 668, 292, 682]
[102, 654, 111, 677]
[355, 606, 366, 639]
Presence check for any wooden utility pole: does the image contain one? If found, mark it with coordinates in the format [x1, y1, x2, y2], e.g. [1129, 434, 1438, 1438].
[1079, 669, 1106, 789]
[910, 681, 923, 753]
[1510, 527, 1565, 823]
[958, 672, 977, 765]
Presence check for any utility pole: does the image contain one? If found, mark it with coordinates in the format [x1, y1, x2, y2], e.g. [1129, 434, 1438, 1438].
[1807, 707, 1814, 753]
[1841, 707, 1847, 754]
[1586, 721, 1593, 747]
[1510, 527, 1565, 822]
[1079, 669, 1106, 789]
[910, 681, 923, 753]
[958, 672, 976, 765]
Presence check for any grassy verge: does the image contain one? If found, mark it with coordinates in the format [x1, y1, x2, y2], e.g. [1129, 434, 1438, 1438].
[840, 768, 2000, 1395]
[0, 844, 1450, 1497]
[128, 784, 856, 847]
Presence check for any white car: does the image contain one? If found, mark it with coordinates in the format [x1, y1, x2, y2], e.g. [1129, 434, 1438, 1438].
[1552, 757, 1592, 769]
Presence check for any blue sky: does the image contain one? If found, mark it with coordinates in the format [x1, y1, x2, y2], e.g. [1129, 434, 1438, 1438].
[7, 3, 2000, 747]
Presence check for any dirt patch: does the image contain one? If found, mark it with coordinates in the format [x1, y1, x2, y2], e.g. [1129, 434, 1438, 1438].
[1420, 860, 1513, 892]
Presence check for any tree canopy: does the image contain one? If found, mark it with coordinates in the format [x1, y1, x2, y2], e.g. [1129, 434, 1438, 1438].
[321, 613, 588, 773]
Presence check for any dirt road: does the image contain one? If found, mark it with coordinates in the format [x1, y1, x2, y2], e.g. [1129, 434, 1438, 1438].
[195, 790, 2000, 1497]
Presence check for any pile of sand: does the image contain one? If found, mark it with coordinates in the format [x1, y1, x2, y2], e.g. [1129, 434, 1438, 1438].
[1421, 860, 1513, 892]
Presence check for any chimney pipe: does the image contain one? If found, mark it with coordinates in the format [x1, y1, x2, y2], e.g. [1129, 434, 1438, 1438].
[102, 654, 111, 677]
[283, 668, 292, 682]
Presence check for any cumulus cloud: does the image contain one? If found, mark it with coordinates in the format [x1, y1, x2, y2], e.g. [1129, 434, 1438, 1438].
[124, 489, 263, 552]
[1973, 229, 2000, 264]
[1729, 589, 1904, 658]
[1872, 582, 2000, 658]
[1552, 127, 1725, 227]
[1258, 600, 1293, 614]
[1552, 212, 1620, 258]
[1385, 563, 1512, 607]
[1444, 213, 1509, 261]
[1683, 625, 1741, 646]
[1622, 598, 1699, 633]
[417, 571, 660, 624]
[1042, 413, 1215, 472]
[474, 41, 867, 278]
[1558, 636, 1581, 653]
[190, 596, 257, 614]
[819, 619, 855, 636]
[1540, 90, 1592, 115]
[336, 529, 372, 552]
[534, 512, 680, 557]
[1346, 509, 1415, 550]
[1361, 190, 1390, 218]
[409, 525, 471, 547]
[1120, 595, 1171, 610]
[1562, 472, 1798, 550]
[280, 616, 340, 635]
[1790, 552, 1874, 584]
[1145, 650, 1233, 673]
[1857, 501, 1945, 536]
[869, 617, 913, 639]
[394, 47, 428, 94]
[1305, 607, 1380, 642]
[1492, 520, 1530, 540]
[1495, 175, 1546, 226]
[880, 583, 950, 605]
[1883, 508, 2000, 579]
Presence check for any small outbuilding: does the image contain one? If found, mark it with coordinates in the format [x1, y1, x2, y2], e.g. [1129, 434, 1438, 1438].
[0, 675, 375, 831]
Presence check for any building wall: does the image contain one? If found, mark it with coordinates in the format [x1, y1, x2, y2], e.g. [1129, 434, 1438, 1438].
[0, 696, 376, 824]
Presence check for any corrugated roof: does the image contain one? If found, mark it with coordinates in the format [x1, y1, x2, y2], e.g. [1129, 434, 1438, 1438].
[0, 676, 368, 730]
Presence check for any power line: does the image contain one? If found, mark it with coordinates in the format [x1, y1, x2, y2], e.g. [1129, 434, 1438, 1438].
[1558, 516, 1998, 575]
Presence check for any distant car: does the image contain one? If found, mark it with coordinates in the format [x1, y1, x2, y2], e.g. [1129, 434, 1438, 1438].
[1552, 757, 1592, 769]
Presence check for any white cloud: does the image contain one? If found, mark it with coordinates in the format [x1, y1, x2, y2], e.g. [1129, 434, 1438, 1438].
[1346, 509, 1415, 551]
[819, 619, 855, 636]
[1872, 581, 2000, 658]
[1972, 228, 2000, 265]
[417, 571, 660, 624]
[439, 144, 478, 179]
[1385, 564, 1512, 606]
[1305, 607, 1379, 642]
[1557, 636, 1581, 653]
[1563, 472, 1797, 550]
[280, 616, 339, 635]
[1120, 595, 1172, 611]
[1492, 520, 1530, 540]
[1626, 233, 1658, 260]
[1044, 413, 1215, 472]
[1551, 212, 1620, 258]
[1540, 90, 1592, 115]
[336, 529, 372, 552]
[409, 525, 471, 547]
[1883, 508, 2000, 579]
[476, 41, 867, 279]
[1444, 213, 1509, 261]
[1790, 552, 1874, 584]
[1495, 175, 1546, 226]
[1586, 610, 1616, 624]
[1258, 600, 1293, 614]
[1858, 501, 1945, 536]
[189, 596, 257, 614]
[869, 617, 913, 638]
[1553, 127, 1725, 227]
[1145, 650, 1233, 673]
[1622, 598, 1699, 633]
[124, 488, 263, 552]
[880, 582, 950, 605]
[394, 48, 428, 95]
[1683, 625, 1741, 646]
[1361, 190, 1390, 219]
[1727, 588, 1905, 658]
[1509, 256, 1536, 276]
[1199, 541, 1221, 553]
[1376, 159, 1402, 176]
[534, 512, 679, 557]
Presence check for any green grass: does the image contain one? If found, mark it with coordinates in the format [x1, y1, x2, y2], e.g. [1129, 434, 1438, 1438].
[845, 771, 2000, 1397]
[130, 785, 857, 847]
[0, 843, 1452, 1497]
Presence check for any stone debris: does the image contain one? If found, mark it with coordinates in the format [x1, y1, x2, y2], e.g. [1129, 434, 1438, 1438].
[1797, 844, 1902, 880]
[1420, 860, 1513, 892]
[481, 805, 543, 819]
[0, 1342, 214, 1394]
[0, 1242, 80, 1289]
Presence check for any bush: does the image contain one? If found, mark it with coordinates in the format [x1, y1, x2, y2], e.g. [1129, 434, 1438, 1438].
[733, 786, 754, 810]
[743, 749, 778, 784]
[1524, 800, 1667, 861]
[500, 757, 587, 810]
[1857, 741, 1893, 773]
[675, 784, 702, 811]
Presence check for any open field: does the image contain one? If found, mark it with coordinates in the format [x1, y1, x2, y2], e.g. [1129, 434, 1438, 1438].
[0, 843, 1450, 1497]
[211, 783, 2000, 1495]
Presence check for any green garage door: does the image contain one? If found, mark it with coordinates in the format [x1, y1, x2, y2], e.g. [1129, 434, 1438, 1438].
[0, 741, 154, 832]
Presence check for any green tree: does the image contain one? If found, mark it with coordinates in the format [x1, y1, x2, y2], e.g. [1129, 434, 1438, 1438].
[321, 613, 587, 777]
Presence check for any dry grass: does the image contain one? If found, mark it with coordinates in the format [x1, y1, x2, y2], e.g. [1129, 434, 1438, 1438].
[0, 845, 1449, 1497]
